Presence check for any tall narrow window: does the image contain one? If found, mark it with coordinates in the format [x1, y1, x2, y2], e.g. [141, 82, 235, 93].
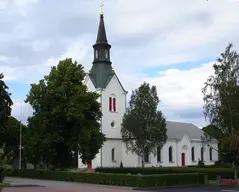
[111, 148, 115, 161]
[169, 146, 173, 162]
[209, 147, 213, 161]
[191, 147, 195, 161]
[157, 146, 161, 162]
[105, 50, 108, 58]
[95, 50, 98, 58]
[113, 98, 116, 112]
[201, 147, 204, 161]
[109, 97, 112, 111]
[144, 147, 149, 162]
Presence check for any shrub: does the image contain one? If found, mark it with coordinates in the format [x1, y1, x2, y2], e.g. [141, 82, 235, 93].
[8, 169, 205, 187]
[95, 167, 234, 180]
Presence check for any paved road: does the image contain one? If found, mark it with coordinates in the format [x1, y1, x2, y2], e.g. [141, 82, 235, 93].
[145, 186, 239, 192]
[3, 177, 239, 192]
[3, 177, 135, 192]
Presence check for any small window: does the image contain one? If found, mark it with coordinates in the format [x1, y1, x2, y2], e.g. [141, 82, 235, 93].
[109, 95, 116, 112]
[105, 50, 108, 58]
[201, 147, 204, 161]
[113, 98, 116, 112]
[144, 147, 149, 162]
[95, 50, 98, 58]
[157, 146, 161, 162]
[109, 97, 112, 111]
[111, 121, 116, 128]
[191, 147, 195, 161]
[169, 146, 173, 162]
[111, 148, 115, 161]
[209, 147, 213, 161]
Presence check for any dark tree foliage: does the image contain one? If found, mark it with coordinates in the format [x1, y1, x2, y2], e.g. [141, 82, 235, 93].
[25, 58, 105, 168]
[0, 73, 13, 128]
[1, 117, 27, 163]
[121, 82, 167, 167]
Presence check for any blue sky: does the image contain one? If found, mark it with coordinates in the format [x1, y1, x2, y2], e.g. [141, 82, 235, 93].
[1, 0, 239, 127]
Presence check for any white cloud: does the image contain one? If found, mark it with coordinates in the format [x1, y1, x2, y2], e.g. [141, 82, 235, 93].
[0, 0, 8, 10]
[119, 62, 214, 127]
[1, 0, 239, 127]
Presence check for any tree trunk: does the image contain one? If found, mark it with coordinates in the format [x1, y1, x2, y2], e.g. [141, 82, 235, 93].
[142, 160, 145, 168]
[232, 161, 237, 180]
[233, 162, 237, 180]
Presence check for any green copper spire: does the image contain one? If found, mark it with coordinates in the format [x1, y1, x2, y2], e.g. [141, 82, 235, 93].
[89, 8, 114, 89]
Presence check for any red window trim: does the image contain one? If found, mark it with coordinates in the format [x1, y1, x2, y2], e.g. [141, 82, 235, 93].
[113, 98, 116, 112]
[109, 97, 112, 111]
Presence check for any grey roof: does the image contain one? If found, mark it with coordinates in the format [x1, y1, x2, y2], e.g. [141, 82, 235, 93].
[166, 121, 218, 142]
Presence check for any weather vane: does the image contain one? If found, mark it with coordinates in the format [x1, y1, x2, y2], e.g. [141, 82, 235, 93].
[100, 1, 104, 15]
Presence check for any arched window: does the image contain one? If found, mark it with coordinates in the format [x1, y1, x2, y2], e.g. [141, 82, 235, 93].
[113, 98, 116, 112]
[209, 147, 213, 161]
[109, 97, 112, 111]
[191, 147, 195, 161]
[111, 148, 115, 161]
[157, 146, 161, 162]
[144, 147, 149, 162]
[169, 146, 173, 162]
[109, 95, 117, 112]
[201, 147, 204, 161]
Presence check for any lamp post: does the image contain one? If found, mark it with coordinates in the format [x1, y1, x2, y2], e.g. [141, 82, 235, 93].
[19, 101, 23, 170]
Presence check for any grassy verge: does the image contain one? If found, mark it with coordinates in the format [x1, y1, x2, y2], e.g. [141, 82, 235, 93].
[0, 183, 12, 187]
[208, 180, 217, 185]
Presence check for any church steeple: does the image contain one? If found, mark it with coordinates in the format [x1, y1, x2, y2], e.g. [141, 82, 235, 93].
[89, 5, 114, 89]
[93, 5, 111, 64]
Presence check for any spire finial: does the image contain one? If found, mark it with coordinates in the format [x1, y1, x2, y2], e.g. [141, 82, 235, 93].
[100, 2, 104, 16]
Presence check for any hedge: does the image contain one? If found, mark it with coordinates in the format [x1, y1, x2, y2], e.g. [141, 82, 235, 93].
[8, 169, 205, 187]
[95, 167, 234, 180]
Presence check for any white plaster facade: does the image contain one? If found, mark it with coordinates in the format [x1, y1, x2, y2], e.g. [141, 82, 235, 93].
[78, 13, 219, 169]
[78, 73, 219, 168]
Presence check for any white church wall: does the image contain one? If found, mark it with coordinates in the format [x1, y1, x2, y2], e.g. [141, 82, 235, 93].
[101, 75, 126, 139]
[191, 141, 218, 166]
[122, 142, 140, 167]
[101, 139, 122, 167]
[177, 133, 192, 166]
[84, 75, 96, 92]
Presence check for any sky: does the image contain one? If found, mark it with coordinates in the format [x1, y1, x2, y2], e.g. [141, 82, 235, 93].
[1, 0, 239, 127]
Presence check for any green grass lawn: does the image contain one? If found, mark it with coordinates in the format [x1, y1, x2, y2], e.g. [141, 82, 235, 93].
[0, 183, 12, 187]
[208, 180, 217, 185]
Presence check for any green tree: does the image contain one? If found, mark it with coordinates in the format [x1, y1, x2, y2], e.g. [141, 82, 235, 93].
[121, 82, 167, 167]
[1, 117, 27, 166]
[202, 43, 239, 179]
[0, 73, 13, 147]
[0, 73, 13, 124]
[25, 58, 105, 168]
[202, 124, 223, 140]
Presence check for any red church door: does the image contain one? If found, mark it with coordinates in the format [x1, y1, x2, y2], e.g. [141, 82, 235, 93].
[181, 153, 185, 167]
[88, 160, 92, 169]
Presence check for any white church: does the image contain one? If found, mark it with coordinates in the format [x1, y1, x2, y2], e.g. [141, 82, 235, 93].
[78, 11, 218, 169]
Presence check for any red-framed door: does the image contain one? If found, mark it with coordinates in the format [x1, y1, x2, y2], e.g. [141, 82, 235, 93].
[181, 153, 185, 167]
[88, 160, 92, 169]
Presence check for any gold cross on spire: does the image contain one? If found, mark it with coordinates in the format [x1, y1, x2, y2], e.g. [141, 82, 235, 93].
[100, 2, 104, 15]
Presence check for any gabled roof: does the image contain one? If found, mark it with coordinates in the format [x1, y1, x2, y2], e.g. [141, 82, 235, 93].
[166, 121, 218, 142]
[89, 68, 127, 93]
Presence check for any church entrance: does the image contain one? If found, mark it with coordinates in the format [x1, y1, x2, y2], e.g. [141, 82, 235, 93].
[88, 160, 92, 169]
[181, 153, 185, 167]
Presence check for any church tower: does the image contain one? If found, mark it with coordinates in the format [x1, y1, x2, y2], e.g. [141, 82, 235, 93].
[88, 7, 113, 89]
[79, 5, 127, 169]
